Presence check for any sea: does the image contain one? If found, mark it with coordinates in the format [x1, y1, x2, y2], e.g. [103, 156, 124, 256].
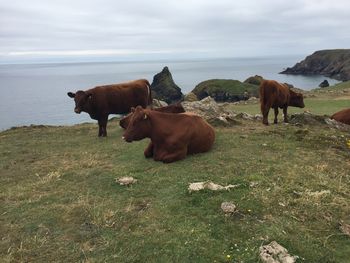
[0, 56, 340, 131]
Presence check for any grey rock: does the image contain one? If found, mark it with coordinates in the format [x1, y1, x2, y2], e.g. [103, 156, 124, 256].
[182, 96, 240, 126]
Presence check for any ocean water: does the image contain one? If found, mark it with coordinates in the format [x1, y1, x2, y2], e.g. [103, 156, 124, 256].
[0, 57, 339, 131]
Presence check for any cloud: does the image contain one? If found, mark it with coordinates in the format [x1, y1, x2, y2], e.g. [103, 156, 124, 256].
[0, 0, 349, 62]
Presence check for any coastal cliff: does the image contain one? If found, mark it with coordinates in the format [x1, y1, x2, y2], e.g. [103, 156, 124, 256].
[280, 49, 350, 81]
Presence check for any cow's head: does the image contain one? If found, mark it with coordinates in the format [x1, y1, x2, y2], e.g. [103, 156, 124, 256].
[67, 91, 92, 114]
[119, 112, 132, 129]
[123, 106, 151, 142]
[289, 91, 305, 108]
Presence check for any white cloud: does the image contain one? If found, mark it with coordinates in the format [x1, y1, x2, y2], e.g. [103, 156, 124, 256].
[0, 0, 349, 62]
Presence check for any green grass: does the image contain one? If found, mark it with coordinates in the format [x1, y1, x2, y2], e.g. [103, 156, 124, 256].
[193, 79, 259, 98]
[229, 98, 350, 118]
[1, 96, 350, 262]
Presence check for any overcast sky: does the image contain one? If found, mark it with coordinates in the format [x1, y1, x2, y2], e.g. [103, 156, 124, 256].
[0, 0, 349, 62]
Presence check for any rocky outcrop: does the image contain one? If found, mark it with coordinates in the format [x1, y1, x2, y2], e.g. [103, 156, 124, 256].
[181, 96, 239, 126]
[183, 92, 198, 102]
[280, 49, 350, 81]
[151, 67, 184, 104]
[319, 80, 329, 88]
[244, 75, 264, 86]
[191, 79, 259, 102]
[290, 112, 350, 132]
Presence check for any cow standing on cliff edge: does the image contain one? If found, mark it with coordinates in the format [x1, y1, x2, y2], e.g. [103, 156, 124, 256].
[259, 80, 305, 125]
[68, 79, 152, 137]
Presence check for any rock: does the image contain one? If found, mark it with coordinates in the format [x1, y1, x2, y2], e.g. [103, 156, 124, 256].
[324, 118, 350, 132]
[289, 112, 328, 126]
[152, 99, 168, 108]
[221, 202, 236, 214]
[289, 112, 350, 131]
[182, 96, 240, 126]
[235, 112, 261, 121]
[339, 221, 350, 237]
[319, 79, 330, 88]
[244, 75, 264, 86]
[116, 177, 137, 186]
[259, 241, 298, 263]
[151, 66, 184, 104]
[188, 181, 240, 192]
[280, 49, 350, 81]
[183, 92, 198, 102]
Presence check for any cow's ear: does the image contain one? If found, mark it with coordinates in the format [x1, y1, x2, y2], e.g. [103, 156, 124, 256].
[67, 92, 75, 98]
[131, 107, 135, 113]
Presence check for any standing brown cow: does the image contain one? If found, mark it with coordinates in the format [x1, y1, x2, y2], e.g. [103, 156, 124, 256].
[67, 79, 152, 137]
[119, 103, 185, 129]
[331, 108, 350, 125]
[260, 80, 305, 125]
[122, 106, 215, 163]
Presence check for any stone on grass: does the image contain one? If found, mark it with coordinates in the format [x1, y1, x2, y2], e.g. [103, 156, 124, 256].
[116, 177, 137, 186]
[152, 99, 168, 108]
[339, 221, 350, 237]
[259, 241, 298, 263]
[221, 202, 236, 214]
[188, 181, 240, 192]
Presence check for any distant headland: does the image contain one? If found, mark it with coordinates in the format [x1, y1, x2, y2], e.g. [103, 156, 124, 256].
[280, 49, 350, 81]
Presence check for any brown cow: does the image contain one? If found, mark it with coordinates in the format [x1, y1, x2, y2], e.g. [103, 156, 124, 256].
[260, 80, 305, 125]
[123, 106, 215, 163]
[67, 79, 152, 137]
[331, 108, 350, 125]
[119, 103, 185, 129]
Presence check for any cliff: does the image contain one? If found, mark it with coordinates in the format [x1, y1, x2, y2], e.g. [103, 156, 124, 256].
[280, 49, 350, 81]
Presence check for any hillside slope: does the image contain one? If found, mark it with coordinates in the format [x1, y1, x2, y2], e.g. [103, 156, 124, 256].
[1, 95, 350, 262]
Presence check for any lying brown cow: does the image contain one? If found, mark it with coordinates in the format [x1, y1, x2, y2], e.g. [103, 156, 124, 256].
[123, 106, 215, 163]
[260, 79, 305, 125]
[119, 103, 185, 129]
[331, 108, 350, 125]
[67, 79, 152, 137]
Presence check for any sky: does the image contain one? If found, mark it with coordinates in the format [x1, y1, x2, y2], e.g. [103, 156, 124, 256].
[0, 0, 349, 63]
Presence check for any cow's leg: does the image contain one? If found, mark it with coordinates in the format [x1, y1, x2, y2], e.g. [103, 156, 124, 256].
[98, 116, 108, 137]
[97, 121, 103, 137]
[161, 148, 187, 163]
[144, 142, 154, 158]
[274, 107, 279, 124]
[283, 106, 288, 123]
[261, 104, 270, 125]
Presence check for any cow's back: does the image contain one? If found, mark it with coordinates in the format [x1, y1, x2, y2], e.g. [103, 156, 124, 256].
[331, 108, 350, 125]
[89, 79, 150, 114]
[260, 80, 289, 107]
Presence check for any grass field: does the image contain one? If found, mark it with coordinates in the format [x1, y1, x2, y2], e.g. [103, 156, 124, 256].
[1, 89, 350, 262]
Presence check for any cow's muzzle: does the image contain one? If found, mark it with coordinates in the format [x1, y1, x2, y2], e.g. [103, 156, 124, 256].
[74, 108, 81, 114]
[122, 135, 132, 143]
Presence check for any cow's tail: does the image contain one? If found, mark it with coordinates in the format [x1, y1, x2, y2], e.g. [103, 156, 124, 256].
[145, 79, 153, 108]
[259, 80, 266, 105]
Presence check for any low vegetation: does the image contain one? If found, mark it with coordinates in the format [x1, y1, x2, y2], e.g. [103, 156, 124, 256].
[1, 85, 350, 262]
[192, 79, 259, 101]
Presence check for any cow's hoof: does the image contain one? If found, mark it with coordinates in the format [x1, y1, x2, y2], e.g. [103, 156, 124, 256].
[144, 152, 153, 158]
